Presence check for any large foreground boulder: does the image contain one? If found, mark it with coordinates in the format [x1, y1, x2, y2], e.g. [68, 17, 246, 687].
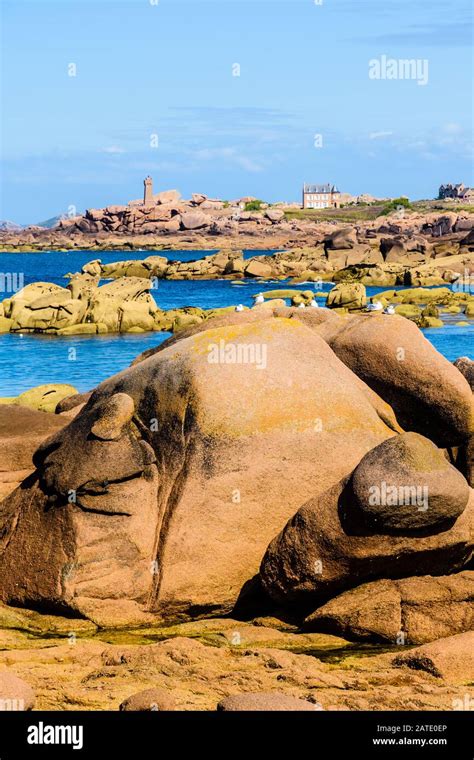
[327, 283, 366, 311]
[0, 317, 396, 622]
[304, 572, 474, 644]
[452, 357, 474, 486]
[318, 313, 474, 447]
[55, 391, 92, 415]
[260, 476, 473, 605]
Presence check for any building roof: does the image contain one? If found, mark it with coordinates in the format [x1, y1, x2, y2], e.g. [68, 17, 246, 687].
[303, 183, 339, 194]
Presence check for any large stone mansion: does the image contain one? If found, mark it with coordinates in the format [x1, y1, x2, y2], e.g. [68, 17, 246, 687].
[302, 183, 341, 209]
[438, 183, 474, 203]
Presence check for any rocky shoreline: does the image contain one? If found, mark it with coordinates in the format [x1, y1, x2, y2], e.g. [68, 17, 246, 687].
[0, 306, 473, 710]
[1, 206, 473, 339]
[1, 275, 473, 336]
[0, 231, 473, 336]
[1, 205, 474, 259]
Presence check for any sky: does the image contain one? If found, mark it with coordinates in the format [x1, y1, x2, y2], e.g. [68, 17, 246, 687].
[1, 0, 473, 224]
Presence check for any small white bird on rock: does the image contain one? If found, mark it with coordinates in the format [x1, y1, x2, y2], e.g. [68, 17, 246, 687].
[366, 300, 383, 313]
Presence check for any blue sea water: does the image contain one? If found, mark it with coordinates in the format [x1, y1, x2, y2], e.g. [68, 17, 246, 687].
[0, 250, 472, 395]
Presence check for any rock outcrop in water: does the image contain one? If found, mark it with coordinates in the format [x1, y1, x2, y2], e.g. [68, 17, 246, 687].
[71, 235, 473, 287]
[1, 254, 473, 337]
[0, 308, 472, 631]
[0, 277, 161, 335]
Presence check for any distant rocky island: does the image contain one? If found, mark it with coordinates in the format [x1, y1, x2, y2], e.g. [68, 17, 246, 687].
[1, 176, 474, 254]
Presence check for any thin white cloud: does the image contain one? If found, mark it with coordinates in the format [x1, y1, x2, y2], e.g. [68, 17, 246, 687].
[193, 147, 264, 172]
[235, 156, 263, 173]
[443, 122, 463, 134]
[369, 131, 394, 140]
[101, 145, 126, 154]
[194, 147, 235, 161]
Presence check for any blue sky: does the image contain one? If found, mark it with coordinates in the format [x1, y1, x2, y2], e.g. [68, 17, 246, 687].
[1, 0, 472, 224]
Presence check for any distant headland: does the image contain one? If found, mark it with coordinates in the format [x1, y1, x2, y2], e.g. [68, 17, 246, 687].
[0, 175, 473, 254]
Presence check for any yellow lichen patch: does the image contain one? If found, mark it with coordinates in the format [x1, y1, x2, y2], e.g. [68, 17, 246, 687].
[395, 304, 422, 318]
[160, 319, 392, 440]
[187, 316, 304, 358]
[260, 289, 303, 300]
[0, 383, 78, 413]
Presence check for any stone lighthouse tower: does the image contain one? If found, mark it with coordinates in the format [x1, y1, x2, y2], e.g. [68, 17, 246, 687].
[143, 176, 153, 207]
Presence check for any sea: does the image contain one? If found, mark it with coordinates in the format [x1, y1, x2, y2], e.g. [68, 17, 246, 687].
[0, 249, 472, 395]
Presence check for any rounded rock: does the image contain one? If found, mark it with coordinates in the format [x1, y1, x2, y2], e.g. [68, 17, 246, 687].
[351, 432, 470, 532]
[119, 688, 175, 712]
[0, 670, 35, 711]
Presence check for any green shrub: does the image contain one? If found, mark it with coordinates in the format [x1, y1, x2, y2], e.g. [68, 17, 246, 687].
[244, 200, 263, 212]
[380, 197, 412, 216]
